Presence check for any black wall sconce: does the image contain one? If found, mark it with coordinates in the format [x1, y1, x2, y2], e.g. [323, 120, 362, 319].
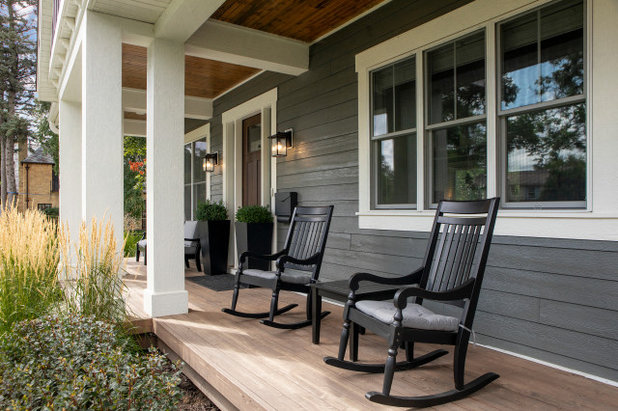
[202, 152, 218, 172]
[269, 129, 293, 157]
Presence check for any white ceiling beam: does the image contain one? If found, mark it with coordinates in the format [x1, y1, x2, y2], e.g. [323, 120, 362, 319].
[122, 88, 212, 120]
[185, 20, 309, 76]
[154, 0, 226, 42]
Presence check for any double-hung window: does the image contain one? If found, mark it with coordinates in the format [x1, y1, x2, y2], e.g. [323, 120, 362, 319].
[499, 0, 585, 208]
[371, 57, 417, 208]
[366, 0, 585, 212]
[184, 138, 207, 220]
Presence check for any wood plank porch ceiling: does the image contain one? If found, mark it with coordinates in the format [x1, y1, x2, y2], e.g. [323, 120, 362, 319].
[211, 0, 387, 42]
[122, 44, 260, 99]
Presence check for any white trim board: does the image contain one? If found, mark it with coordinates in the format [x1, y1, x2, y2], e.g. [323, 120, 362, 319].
[354, 0, 618, 241]
[221, 88, 278, 268]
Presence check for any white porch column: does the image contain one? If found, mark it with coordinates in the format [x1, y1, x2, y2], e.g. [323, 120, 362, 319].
[81, 11, 123, 247]
[143, 38, 188, 317]
[58, 100, 82, 244]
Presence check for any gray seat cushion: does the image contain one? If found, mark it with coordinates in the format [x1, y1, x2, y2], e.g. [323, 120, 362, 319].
[242, 268, 312, 285]
[355, 300, 459, 332]
[137, 239, 147, 250]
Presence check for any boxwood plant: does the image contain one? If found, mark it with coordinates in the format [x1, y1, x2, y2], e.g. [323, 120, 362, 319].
[196, 200, 228, 221]
[235, 205, 273, 223]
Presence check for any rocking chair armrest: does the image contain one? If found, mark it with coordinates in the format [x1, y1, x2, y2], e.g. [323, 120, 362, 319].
[184, 237, 200, 243]
[239, 250, 286, 265]
[275, 253, 321, 270]
[393, 278, 475, 309]
[348, 268, 424, 291]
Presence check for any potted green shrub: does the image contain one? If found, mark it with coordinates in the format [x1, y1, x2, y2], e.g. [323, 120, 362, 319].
[235, 205, 274, 271]
[195, 200, 230, 275]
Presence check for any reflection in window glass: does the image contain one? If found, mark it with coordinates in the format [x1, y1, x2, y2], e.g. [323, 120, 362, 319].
[184, 185, 191, 221]
[372, 57, 416, 136]
[427, 30, 485, 124]
[501, 0, 583, 110]
[432, 122, 486, 202]
[193, 138, 207, 183]
[506, 103, 586, 203]
[247, 123, 261, 152]
[184, 144, 192, 185]
[193, 182, 206, 216]
[377, 134, 416, 205]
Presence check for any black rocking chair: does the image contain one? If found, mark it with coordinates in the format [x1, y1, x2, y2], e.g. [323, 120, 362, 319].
[324, 198, 500, 407]
[222, 205, 334, 329]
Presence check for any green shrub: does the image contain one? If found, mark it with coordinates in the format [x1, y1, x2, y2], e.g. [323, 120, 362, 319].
[124, 230, 144, 257]
[43, 207, 59, 218]
[0, 315, 182, 410]
[195, 200, 228, 221]
[235, 205, 273, 223]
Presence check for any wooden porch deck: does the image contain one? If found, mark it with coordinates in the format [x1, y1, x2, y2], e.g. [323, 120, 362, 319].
[122, 260, 617, 410]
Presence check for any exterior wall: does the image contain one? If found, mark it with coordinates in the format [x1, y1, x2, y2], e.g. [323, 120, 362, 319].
[17, 163, 59, 212]
[209, 0, 618, 382]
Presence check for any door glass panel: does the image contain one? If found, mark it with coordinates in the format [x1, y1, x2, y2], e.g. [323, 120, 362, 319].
[247, 124, 261, 153]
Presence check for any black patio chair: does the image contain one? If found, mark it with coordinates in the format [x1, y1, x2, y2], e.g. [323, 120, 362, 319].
[222, 205, 334, 329]
[136, 221, 202, 272]
[324, 198, 500, 407]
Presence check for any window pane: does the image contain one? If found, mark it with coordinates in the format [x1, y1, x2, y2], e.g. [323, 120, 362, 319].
[193, 138, 207, 183]
[501, 0, 583, 110]
[184, 185, 191, 221]
[372, 66, 393, 136]
[540, 0, 584, 101]
[394, 58, 416, 131]
[432, 122, 486, 202]
[376, 134, 416, 205]
[456, 31, 486, 117]
[506, 103, 586, 203]
[427, 43, 454, 124]
[184, 144, 192, 185]
[193, 182, 206, 217]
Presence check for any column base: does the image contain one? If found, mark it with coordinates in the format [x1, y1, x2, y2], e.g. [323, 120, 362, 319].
[143, 289, 188, 318]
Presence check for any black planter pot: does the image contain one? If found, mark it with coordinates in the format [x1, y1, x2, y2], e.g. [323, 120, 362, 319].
[235, 222, 273, 271]
[196, 220, 230, 275]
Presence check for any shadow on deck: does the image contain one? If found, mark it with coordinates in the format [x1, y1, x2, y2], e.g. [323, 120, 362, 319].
[122, 259, 617, 410]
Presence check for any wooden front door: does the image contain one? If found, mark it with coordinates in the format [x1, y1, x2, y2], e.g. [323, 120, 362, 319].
[242, 114, 261, 206]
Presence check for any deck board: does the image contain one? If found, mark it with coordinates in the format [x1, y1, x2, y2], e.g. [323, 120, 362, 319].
[123, 260, 618, 410]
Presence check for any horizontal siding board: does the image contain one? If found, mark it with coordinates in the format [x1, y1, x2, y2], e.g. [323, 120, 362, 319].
[278, 166, 357, 189]
[483, 267, 618, 312]
[539, 300, 618, 341]
[276, 150, 358, 177]
[487, 244, 617, 281]
[280, 133, 357, 163]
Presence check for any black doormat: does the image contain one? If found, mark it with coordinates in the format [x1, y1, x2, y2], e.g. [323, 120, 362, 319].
[187, 274, 238, 292]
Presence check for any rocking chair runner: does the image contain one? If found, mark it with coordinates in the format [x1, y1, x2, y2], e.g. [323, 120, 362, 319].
[222, 205, 334, 329]
[324, 198, 500, 407]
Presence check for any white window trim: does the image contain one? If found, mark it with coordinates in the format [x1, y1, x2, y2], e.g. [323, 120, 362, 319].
[184, 123, 210, 220]
[356, 0, 618, 241]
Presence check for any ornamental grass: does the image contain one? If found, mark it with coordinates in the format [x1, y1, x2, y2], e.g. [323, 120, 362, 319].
[0, 207, 62, 334]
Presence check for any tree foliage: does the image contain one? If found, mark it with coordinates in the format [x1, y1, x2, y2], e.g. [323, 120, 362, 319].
[0, 0, 37, 207]
[124, 136, 146, 221]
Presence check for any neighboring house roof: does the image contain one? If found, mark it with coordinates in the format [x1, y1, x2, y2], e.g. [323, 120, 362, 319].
[21, 147, 54, 165]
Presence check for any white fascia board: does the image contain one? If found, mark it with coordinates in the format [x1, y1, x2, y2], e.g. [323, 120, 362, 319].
[185, 20, 309, 76]
[122, 88, 212, 120]
[154, 0, 225, 42]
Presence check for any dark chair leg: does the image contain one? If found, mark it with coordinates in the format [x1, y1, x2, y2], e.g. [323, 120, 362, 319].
[382, 336, 400, 396]
[337, 319, 350, 360]
[143, 248, 147, 265]
[230, 276, 240, 310]
[136, 248, 140, 262]
[405, 341, 414, 362]
[185, 255, 190, 269]
[350, 322, 359, 362]
[453, 334, 470, 390]
[306, 289, 313, 321]
[195, 252, 202, 272]
[268, 287, 280, 322]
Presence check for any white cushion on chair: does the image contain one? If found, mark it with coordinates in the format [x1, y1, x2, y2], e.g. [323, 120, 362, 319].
[355, 300, 459, 332]
[137, 239, 147, 250]
[242, 268, 312, 285]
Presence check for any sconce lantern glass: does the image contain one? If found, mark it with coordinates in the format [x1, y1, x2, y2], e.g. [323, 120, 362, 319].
[269, 130, 293, 157]
[202, 152, 218, 172]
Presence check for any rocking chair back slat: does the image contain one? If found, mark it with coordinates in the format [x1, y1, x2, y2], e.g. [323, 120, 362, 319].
[421, 200, 497, 297]
[284, 206, 333, 278]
